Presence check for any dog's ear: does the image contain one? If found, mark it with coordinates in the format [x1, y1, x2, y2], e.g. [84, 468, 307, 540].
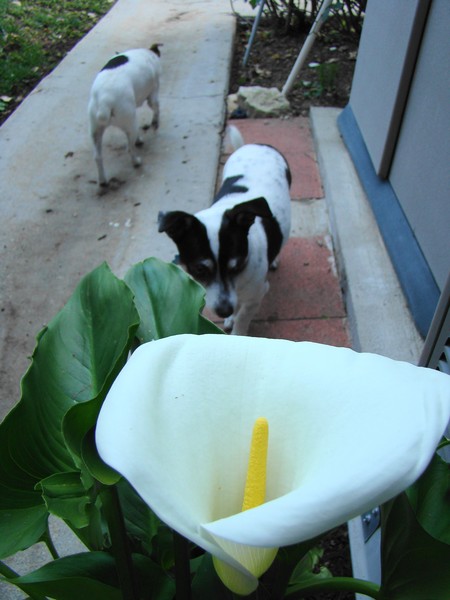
[150, 43, 163, 56]
[158, 211, 196, 242]
[224, 197, 273, 229]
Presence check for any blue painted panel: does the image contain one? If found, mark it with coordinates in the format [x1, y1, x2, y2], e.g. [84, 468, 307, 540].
[338, 106, 440, 338]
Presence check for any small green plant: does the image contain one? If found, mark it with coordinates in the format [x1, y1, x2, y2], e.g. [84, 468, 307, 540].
[301, 60, 339, 98]
[317, 60, 338, 92]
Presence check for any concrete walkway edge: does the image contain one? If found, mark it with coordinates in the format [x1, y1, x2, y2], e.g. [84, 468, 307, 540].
[310, 107, 422, 364]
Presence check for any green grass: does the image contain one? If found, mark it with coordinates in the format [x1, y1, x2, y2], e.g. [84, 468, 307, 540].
[0, 0, 115, 119]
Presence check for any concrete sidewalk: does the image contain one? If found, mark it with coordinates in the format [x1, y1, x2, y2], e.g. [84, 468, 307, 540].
[0, 0, 422, 596]
[0, 0, 237, 423]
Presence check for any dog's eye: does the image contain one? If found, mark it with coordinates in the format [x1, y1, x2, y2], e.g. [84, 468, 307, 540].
[227, 257, 246, 275]
[190, 263, 213, 281]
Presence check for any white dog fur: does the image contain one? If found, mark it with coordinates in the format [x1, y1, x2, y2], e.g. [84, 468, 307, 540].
[88, 45, 161, 187]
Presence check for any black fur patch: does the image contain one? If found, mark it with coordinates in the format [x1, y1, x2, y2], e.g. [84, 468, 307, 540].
[218, 196, 283, 266]
[101, 54, 129, 71]
[214, 175, 249, 203]
[158, 211, 216, 285]
[218, 198, 273, 280]
[262, 217, 283, 265]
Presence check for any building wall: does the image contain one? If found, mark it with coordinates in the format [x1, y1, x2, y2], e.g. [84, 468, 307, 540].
[339, 0, 449, 334]
[388, 0, 450, 290]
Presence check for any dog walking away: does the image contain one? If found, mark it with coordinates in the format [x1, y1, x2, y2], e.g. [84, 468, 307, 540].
[159, 127, 292, 335]
[88, 44, 161, 187]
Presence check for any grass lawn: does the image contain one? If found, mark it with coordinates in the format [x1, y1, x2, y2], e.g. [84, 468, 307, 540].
[0, 0, 115, 122]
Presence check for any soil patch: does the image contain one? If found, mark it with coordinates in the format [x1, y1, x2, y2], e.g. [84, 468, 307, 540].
[229, 15, 359, 116]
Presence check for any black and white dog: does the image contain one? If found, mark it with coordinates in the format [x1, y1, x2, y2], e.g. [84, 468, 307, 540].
[88, 45, 161, 187]
[158, 128, 291, 335]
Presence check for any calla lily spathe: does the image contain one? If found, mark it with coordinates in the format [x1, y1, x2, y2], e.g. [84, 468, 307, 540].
[96, 334, 450, 594]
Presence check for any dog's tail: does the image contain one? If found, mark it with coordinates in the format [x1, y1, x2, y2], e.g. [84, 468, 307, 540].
[225, 124, 245, 152]
[150, 43, 163, 56]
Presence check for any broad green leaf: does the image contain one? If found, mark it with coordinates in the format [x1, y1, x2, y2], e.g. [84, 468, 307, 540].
[62, 265, 139, 463]
[406, 452, 450, 544]
[6, 551, 121, 600]
[380, 491, 450, 599]
[124, 257, 222, 342]
[0, 502, 48, 558]
[3, 551, 175, 600]
[0, 263, 139, 558]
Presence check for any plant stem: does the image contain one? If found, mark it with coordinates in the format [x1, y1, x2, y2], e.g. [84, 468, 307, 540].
[173, 531, 191, 600]
[285, 576, 384, 599]
[100, 485, 139, 600]
[437, 437, 449, 450]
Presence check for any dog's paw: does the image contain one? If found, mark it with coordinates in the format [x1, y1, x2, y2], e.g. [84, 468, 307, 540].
[269, 258, 279, 271]
[223, 316, 234, 333]
[100, 177, 125, 192]
[97, 179, 109, 193]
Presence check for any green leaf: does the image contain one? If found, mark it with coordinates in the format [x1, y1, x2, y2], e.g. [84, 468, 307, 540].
[6, 552, 121, 600]
[124, 257, 222, 342]
[132, 553, 176, 600]
[62, 265, 139, 464]
[3, 551, 175, 600]
[289, 547, 332, 586]
[0, 501, 48, 558]
[406, 452, 450, 544]
[36, 472, 95, 529]
[116, 478, 162, 557]
[81, 427, 121, 486]
[0, 263, 139, 558]
[261, 538, 319, 598]
[380, 491, 450, 599]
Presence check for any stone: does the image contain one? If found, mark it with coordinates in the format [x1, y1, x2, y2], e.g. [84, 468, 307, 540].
[237, 86, 291, 118]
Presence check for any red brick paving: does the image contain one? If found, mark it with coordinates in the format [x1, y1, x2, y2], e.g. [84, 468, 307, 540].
[258, 238, 346, 321]
[228, 117, 324, 200]
[211, 117, 351, 348]
[249, 316, 350, 347]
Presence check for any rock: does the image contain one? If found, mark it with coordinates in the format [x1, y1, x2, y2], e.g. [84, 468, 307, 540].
[237, 86, 290, 118]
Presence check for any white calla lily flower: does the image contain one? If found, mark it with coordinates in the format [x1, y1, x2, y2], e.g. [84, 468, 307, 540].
[96, 334, 450, 595]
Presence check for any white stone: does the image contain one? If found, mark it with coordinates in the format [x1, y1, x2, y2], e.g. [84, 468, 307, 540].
[237, 86, 290, 117]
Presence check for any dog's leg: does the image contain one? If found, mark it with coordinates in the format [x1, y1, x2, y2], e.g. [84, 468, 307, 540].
[92, 127, 107, 186]
[223, 315, 234, 333]
[230, 302, 260, 335]
[230, 281, 269, 335]
[147, 89, 160, 129]
[124, 115, 143, 167]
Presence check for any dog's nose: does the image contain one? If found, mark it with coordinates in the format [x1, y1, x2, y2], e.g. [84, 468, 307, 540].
[215, 300, 233, 319]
